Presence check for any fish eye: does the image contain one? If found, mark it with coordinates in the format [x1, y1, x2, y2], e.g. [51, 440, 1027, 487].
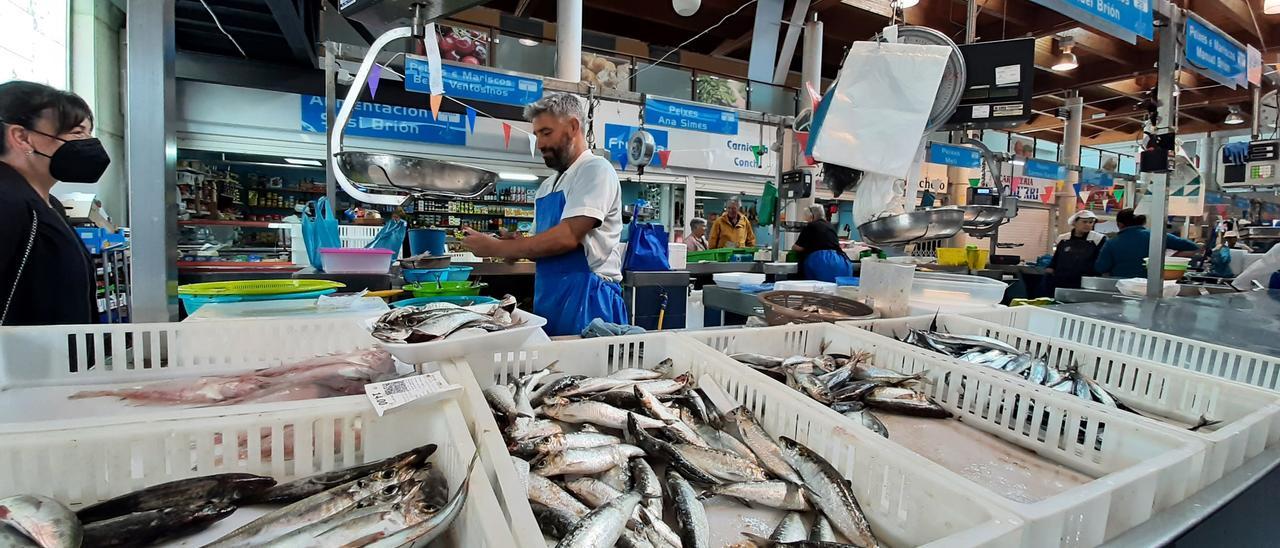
[356, 480, 369, 488]
[421, 503, 439, 513]
[376, 469, 396, 480]
[382, 485, 399, 496]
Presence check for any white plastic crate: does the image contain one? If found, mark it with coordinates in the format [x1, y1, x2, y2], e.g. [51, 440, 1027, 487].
[0, 317, 377, 426]
[463, 333, 1026, 548]
[964, 306, 1280, 392]
[0, 394, 517, 548]
[842, 314, 1280, 489]
[686, 324, 1208, 548]
[289, 224, 397, 265]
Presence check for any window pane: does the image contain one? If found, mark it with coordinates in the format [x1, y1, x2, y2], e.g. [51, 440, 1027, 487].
[1034, 139, 1058, 161]
[1080, 147, 1101, 169]
[748, 82, 796, 115]
[981, 130, 1009, 154]
[0, 0, 66, 88]
[494, 34, 555, 77]
[581, 50, 632, 92]
[694, 74, 747, 109]
[1119, 155, 1136, 175]
[636, 63, 692, 100]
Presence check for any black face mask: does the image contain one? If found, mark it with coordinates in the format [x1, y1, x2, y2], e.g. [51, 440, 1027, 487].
[28, 129, 111, 183]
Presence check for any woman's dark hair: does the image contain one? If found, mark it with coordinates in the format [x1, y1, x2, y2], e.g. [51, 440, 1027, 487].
[1116, 208, 1147, 227]
[0, 81, 93, 155]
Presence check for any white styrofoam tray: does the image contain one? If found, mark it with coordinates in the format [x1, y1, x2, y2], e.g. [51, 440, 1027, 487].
[0, 393, 516, 548]
[458, 333, 1026, 548]
[843, 314, 1280, 489]
[368, 308, 548, 365]
[962, 306, 1280, 392]
[685, 323, 1208, 548]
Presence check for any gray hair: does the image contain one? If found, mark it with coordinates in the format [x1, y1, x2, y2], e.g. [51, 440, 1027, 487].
[523, 93, 584, 125]
[690, 217, 707, 230]
[726, 196, 742, 208]
[807, 203, 826, 221]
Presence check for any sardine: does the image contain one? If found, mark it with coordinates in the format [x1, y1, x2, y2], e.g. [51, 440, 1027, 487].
[524, 465, 590, 518]
[741, 533, 863, 547]
[530, 431, 623, 455]
[730, 352, 784, 368]
[636, 385, 707, 447]
[566, 477, 627, 508]
[554, 492, 642, 548]
[483, 384, 520, 419]
[533, 445, 645, 477]
[1028, 358, 1048, 385]
[810, 515, 836, 542]
[830, 381, 878, 403]
[1080, 375, 1120, 408]
[0, 495, 82, 548]
[778, 437, 880, 548]
[789, 369, 834, 405]
[723, 406, 804, 485]
[864, 386, 951, 419]
[506, 417, 564, 441]
[926, 332, 1022, 355]
[630, 458, 664, 517]
[557, 377, 644, 398]
[521, 361, 561, 391]
[1004, 354, 1034, 376]
[606, 374, 691, 396]
[0, 525, 37, 547]
[627, 414, 721, 484]
[530, 374, 589, 407]
[530, 502, 579, 540]
[1190, 414, 1224, 432]
[1042, 362, 1066, 387]
[667, 470, 710, 548]
[829, 401, 866, 414]
[770, 512, 807, 542]
[673, 444, 769, 483]
[1071, 373, 1092, 400]
[82, 503, 237, 548]
[599, 460, 633, 493]
[542, 398, 667, 430]
[77, 473, 275, 523]
[846, 410, 889, 439]
[361, 454, 476, 548]
[608, 359, 673, 380]
[851, 365, 925, 386]
[513, 380, 537, 418]
[697, 481, 810, 511]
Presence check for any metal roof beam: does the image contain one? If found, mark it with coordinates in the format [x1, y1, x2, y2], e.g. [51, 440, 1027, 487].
[265, 0, 316, 68]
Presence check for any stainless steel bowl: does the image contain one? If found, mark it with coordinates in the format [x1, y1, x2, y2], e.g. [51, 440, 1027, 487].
[1080, 276, 1119, 292]
[335, 151, 498, 198]
[857, 208, 965, 246]
[961, 205, 1006, 225]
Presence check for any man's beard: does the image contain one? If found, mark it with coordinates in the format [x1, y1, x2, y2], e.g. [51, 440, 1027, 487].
[542, 146, 571, 171]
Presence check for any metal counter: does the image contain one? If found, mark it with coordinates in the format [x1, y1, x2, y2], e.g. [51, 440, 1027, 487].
[1053, 290, 1280, 356]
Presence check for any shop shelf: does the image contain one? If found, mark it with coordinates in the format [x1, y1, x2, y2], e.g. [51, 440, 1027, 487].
[455, 332, 1026, 548]
[178, 219, 288, 228]
[685, 324, 1208, 548]
[842, 314, 1280, 490]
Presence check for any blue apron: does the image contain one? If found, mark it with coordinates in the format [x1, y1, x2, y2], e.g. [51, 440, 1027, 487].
[802, 249, 851, 283]
[533, 189, 629, 336]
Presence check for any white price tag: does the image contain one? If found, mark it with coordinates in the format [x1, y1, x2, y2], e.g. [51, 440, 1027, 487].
[364, 372, 459, 416]
[994, 64, 1020, 86]
[972, 105, 991, 119]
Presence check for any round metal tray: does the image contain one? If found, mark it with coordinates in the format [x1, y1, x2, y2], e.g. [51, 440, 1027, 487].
[857, 208, 965, 246]
[335, 151, 498, 198]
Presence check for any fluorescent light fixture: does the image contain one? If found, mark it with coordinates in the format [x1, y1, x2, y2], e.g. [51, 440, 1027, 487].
[1052, 37, 1078, 72]
[283, 158, 323, 167]
[1010, 159, 1026, 166]
[1266, 0, 1280, 15]
[517, 37, 541, 47]
[1224, 106, 1245, 125]
[499, 172, 540, 181]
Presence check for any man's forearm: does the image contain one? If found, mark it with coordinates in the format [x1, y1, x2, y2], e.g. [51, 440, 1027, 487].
[494, 229, 576, 259]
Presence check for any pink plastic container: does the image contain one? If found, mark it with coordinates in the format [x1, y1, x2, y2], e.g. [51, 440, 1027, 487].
[320, 247, 394, 274]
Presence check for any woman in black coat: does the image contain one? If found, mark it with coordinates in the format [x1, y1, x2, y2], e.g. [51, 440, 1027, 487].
[0, 81, 110, 326]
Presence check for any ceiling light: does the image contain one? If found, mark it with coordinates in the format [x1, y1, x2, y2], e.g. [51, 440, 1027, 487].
[1052, 37, 1078, 72]
[1266, 0, 1280, 15]
[673, 0, 701, 16]
[1010, 159, 1026, 166]
[283, 158, 323, 167]
[517, 37, 540, 47]
[1224, 106, 1246, 125]
[499, 172, 540, 181]
[895, 0, 920, 7]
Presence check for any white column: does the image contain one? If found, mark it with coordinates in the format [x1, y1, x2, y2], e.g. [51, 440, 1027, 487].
[556, 0, 582, 82]
[1059, 94, 1083, 233]
[1146, 9, 1181, 298]
[802, 15, 823, 93]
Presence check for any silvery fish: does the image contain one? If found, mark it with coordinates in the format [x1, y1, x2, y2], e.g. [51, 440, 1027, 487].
[521, 460, 590, 518]
[636, 385, 707, 447]
[530, 374, 589, 407]
[78, 473, 276, 523]
[627, 414, 721, 485]
[770, 512, 807, 542]
[565, 477, 627, 508]
[1028, 359, 1049, 385]
[530, 431, 622, 455]
[741, 534, 863, 547]
[533, 445, 645, 477]
[673, 444, 769, 483]
[778, 436, 880, 548]
[557, 377, 643, 398]
[483, 384, 521, 419]
[788, 369, 834, 405]
[521, 361, 561, 391]
[599, 460, 633, 493]
[361, 454, 476, 548]
[846, 410, 889, 439]
[927, 332, 1022, 355]
[1080, 374, 1120, 407]
[730, 353, 784, 369]
[864, 386, 951, 419]
[606, 374, 692, 396]
[607, 359, 673, 380]
[851, 365, 926, 386]
[667, 470, 710, 548]
[723, 406, 804, 485]
[555, 492, 643, 548]
[630, 458, 664, 517]
[506, 417, 564, 441]
[830, 381, 878, 403]
[697, 480, 811, 511]
[542, 398, 667, 430]
[0, 495, 82, 548]
[810, 515, 836, 542]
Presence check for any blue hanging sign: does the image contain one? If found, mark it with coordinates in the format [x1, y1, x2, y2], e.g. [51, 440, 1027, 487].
[1023, 159, 1066, 180]
[404, 56, 544, 106]
[1028, 0, 1152, 43]
[300, 95, 467, 146]
[1184, 15, 1247, 89]
[644, 96, 739, 135]
[1079, 167, 1115, 188]
[926, 143, 982, 168]
[604, 124, 669, 169]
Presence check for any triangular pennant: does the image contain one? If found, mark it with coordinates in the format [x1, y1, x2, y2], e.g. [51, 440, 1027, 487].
[429, 94, 443, 120]
[502, 123, 512, 148]
[1073, 182, 1084, 201]
[657, 149, 672, 167]
[367, 64, 383, 99]
[618, 152, 628, 171]
[465, 107, 477, 134]
[1113, 188, 1125, 201]
[1040, 186, 1055, 204]
[527, 132, 537, 159]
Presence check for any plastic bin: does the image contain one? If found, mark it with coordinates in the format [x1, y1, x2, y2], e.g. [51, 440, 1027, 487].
[319, 247, 394, 274]
[860, 259, 916, 318]
[408, 228, 448, 256]
[668, 242, 687, 269]
[392, 296, 499, 308]
[405, 281, 485, 298]
[456, 333, 1026, 548]
[368, 308, 548, 365]
[0, 393, 516, 548]
[844, 314, 1280, 489]
[687, 248, 733, 262]
[686, 324, 1207, 548]
[403, 266, 475, 284]
[911, 271, 1007, 305]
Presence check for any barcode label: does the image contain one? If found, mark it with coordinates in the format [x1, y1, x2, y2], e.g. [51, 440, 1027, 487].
[364, 372, 458, 416]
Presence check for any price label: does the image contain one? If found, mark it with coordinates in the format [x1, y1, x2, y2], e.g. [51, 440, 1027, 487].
[364, 372, 459, 416]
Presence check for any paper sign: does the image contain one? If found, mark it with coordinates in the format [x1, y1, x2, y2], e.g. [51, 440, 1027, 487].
[1248, 45, 1262, 87]
[995, 65, 1021, 86]
[972, 105, 991, 119]
[364, 372, 458, 416]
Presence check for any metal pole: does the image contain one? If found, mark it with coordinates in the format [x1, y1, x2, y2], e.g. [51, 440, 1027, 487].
[801, 13, 823, 93]
[324, 41, 338, 207]
[964, 0, 978, 44]
[556, 0, 582, 82]
[1252, 86, 1263, 140]
[126, 0, 177, 321]
[772, 122, 785, 262]
[1061, 93, 1083, 233]
[1146, 9, 1180, 298]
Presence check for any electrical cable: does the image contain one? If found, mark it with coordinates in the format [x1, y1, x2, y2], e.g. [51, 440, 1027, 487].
[629, 0, 760, 82]
[198, 0, 247, 59]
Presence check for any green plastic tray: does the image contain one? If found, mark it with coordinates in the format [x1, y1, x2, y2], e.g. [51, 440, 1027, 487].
[178, 279, 346, 296]
[404, 281, 487, 298]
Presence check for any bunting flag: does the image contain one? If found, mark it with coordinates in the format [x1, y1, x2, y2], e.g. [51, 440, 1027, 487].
[367, 64, 383, 99]
[502, 123, 512, 148]
[1073, 182, 1084, 202]
[1040, 186, 1055, 204]
[465, 106, 477, 134]
[750, 145, 768, 167]
[618, 152, 628, 171]
[429, 94, 443, 120]
[527, 132, 537, 159]
[657, 149, 672, 167]
[423, 24, 445, 95]
[1113, 188, 1125, 201]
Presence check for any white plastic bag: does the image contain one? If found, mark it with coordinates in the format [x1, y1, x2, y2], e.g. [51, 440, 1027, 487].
[811, 41, 952, 179]
[1115, 278, 1178, 298]
[851, 138, 928, 227]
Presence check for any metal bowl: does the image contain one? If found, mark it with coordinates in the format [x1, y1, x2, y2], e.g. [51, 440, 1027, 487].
[335, 151, 498, 198]
[961, 205, 1006, 225]
[857, 208, 965, 246]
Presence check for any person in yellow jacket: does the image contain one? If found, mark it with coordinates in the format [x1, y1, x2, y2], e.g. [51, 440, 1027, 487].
[709, 196, 756, 248]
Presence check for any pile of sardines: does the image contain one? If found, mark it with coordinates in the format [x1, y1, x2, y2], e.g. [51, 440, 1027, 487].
[0, 444, 474, 548]
[372, 295, 523, 344]
[729, 346, 950, 439]
[485, 360, 883, 548]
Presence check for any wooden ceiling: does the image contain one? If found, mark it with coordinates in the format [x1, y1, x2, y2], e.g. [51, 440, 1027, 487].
[483, 0, 1276, 145]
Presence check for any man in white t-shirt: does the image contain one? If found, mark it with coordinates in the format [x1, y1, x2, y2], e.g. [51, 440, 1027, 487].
[461, 93, 628, 335]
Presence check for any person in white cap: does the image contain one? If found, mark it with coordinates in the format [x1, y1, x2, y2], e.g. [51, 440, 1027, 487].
[1045, 210, 1106, 291]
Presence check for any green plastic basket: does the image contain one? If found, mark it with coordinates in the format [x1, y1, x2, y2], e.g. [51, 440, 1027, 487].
[687, 248, 733, 263]
[405, 281, 487, 298]
[178, 279, 346, 296]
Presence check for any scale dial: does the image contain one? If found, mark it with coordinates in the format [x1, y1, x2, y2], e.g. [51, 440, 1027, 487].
[891, 26, 966, 132]
[627, 129, 656, 168]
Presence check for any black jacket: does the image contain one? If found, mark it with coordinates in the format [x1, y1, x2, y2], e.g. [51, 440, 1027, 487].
[0, 162, 96, 326]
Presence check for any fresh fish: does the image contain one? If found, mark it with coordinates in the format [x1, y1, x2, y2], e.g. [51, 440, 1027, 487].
[627, 414, 721, 484]
[817, 364, 855, 390]
[741, 533, 863, 547]
[554, 492, 643, 548]
[829, 401, 866, 414]
[521, 461, 590, 518]
[810, 515, 836, 542]
[723, 406, 804, 485]
[599, 459, 633, 493]
[566, 477, 627, 508]
[77, 473, 275, 523]
[81, 503, 238, 548]
[730, 352, 784, 368]
[506, 417, 564, 441]
[631, 458, 664, 517]
[530, 431, 623, 455]
[0, 495, 82, 548]
[864, 386, 951, 419]
[1042, 362, 1066, 387]
[1190, 414, 1224, 432]
[636, 385, 707, 447]
[0, 525, 37, 547]
[1071, 373, 1092, 400]
[846, 410, 889, 438]
[533, 445, 645, 476]
[788, 369, 834, 405]
[770, 512, 807, 542]
[851, 365, 925, 386]
[294, 510, 402, 548]
[361, 454, 477, 548]
[542, 398, 668, 430]
[1079, 375, 1120, 408]
[606, 374, 692, 396]
[244, 445, 434, 506]
[521, 361, 561, 391]
[483, 384, 520, 419]
[926, 332, 1022, 355]
[418, 466, 451, 512]
[513, 381, 537, 418]
[567, 477, 678, 548]
[1004, 354, 1034, 376]
[830, 381, 878, 403]
[697, 480, 810, 511]
[1028, 359, 1048, 385]
[557, 377, 644, 398]
[608, 359, 673, 380]
[531, 374, 589, 407]
[667, 470, 710, 548]
[530, 502, 579, 540]
[782, 355, 816, 368]
[778, 437, 880, 548]
[673, 444, 769, 483]
[1048, 377, 1076, 394]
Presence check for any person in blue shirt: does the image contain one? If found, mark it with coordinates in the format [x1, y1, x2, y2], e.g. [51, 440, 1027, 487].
[1095, 208, 1200, 278]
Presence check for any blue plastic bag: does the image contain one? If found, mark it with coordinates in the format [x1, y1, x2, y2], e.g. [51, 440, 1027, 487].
[623, 200, 670, 272]
[368, 218, 407, 266]
[302, 197, 341, 270]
